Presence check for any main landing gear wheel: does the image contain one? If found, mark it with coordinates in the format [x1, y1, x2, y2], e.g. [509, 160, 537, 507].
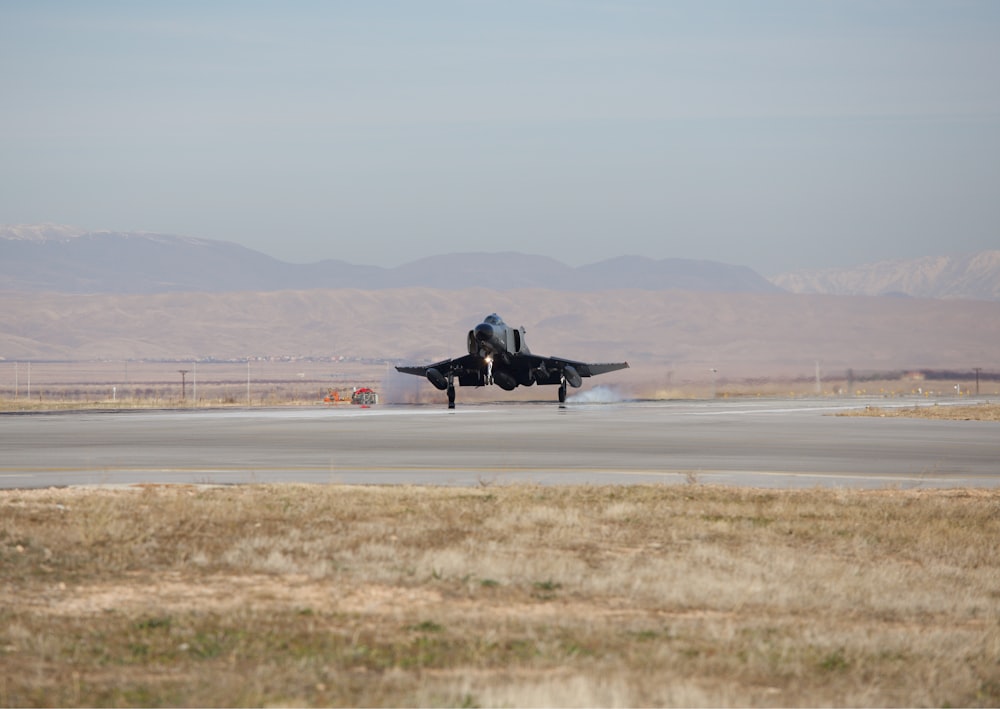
[447, 385, 456, 409]
[558, 382, 567, 403]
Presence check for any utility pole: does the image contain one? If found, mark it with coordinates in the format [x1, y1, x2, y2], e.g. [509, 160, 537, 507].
[974, 367, 982, 397]
[178, 370, 189, 401]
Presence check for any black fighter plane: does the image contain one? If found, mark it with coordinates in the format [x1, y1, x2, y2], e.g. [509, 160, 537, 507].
[396, 313, 629, 408]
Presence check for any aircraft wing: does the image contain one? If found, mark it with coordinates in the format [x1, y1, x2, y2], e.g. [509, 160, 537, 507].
[542, 357, 629, 377]
[395, 364, 436, 377]
[518, 355, 629, 385]
[575, 360, 630, 377]
[396, 354, 490, 388]
[397, 354, 628, 388]
[396, 354, 480, 378]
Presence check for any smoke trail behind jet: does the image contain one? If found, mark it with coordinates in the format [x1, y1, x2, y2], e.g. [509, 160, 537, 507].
[566, 385, 627, 404]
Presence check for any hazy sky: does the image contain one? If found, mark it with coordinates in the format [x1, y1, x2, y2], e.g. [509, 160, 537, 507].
[2, 1, 999, 274]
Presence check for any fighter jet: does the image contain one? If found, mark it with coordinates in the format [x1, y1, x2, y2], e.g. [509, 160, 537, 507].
[396, 313, 629, 408]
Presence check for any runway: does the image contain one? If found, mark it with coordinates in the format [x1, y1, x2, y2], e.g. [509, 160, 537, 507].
[1, 397, 997, 489]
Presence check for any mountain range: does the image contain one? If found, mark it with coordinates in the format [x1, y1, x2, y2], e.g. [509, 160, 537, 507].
[2, 225, 998, 378]
[5, 223, 997, 300]
[1, 224, 776, 294]
[771, 252, 1000, 301]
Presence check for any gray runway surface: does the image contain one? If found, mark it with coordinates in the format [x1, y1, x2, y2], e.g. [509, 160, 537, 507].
[1, 398, 997, 489]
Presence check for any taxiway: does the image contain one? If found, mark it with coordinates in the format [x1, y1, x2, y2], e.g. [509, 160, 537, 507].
[1, 398, 997, 489]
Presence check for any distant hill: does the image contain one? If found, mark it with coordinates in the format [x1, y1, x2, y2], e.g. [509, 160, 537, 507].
[4, 226, 997, 388]
[0, 224, 778, 294]
[2, 288, 998, 386]
[771, 251, 1000, 301]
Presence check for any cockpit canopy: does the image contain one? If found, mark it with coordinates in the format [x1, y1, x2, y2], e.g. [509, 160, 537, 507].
[483, 313, 504, 326]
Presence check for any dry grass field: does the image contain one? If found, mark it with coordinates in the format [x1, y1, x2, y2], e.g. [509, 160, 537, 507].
[838, 403, 1000, 421]
[2, 484, 999, 707]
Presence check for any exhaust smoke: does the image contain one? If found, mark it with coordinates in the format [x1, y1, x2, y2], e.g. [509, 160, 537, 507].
[566, 385, 628, 404]
[381, 368, 432, 404]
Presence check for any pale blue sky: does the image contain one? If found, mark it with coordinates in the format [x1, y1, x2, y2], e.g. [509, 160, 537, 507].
[2, 1, 998, 273]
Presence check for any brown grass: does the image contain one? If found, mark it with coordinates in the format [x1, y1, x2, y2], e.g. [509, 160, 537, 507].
[2, 484, 999, 707]
[838, 403, 1000, 421]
